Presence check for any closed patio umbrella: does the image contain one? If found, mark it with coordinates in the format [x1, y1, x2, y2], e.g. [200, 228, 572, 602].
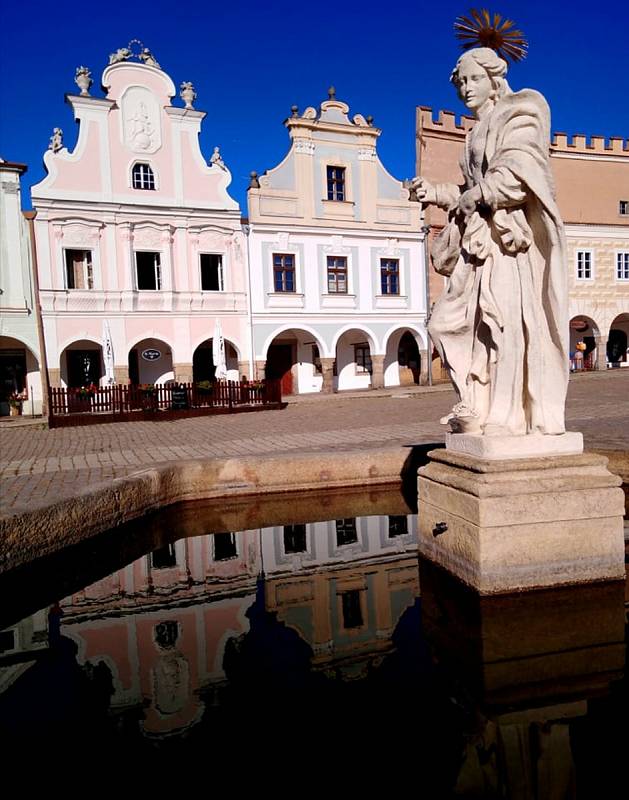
[213, 319, 228, 380]
[102, 320, 115, 385]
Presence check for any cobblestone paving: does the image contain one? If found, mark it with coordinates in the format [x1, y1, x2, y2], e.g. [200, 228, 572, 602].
[1, 371, 627, 517]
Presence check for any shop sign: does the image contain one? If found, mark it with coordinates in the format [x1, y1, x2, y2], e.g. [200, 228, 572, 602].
[141, 348, 161, 361]
[570, 320, 588, 332]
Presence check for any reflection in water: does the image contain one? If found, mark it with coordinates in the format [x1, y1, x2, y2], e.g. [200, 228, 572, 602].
[0, 488, 626, 792]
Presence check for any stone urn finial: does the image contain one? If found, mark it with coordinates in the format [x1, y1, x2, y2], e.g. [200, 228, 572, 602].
[75, 66, 93, 96]
[328, 86, 336, 100]
[180, 81, 196, 109]
[291, 105, 299, 118]
[248, 171, 260, 189]
[48, 128, 64, 153]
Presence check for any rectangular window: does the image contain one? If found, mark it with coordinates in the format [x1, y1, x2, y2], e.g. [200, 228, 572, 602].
[151, 543, 177, 569]
[284, 524, 307, 554]
[576, 251, 592, 280]
[327, 256, 347, 293]
[273, 253, 295, 293]
[64, 249, 93, 290]
[341, 590, 363, 629]
[336, 518, 357, 546]
[214, 532, 237, 561]
[620, 200, 629, 216]
[132, 163, 155, 190]
[200, 253, 223, 291]
[136, 251, 161, 290]
[617, 252, 629, 281]
[388, 515, 408, 538]
[354, 344, 372, 375]
[380, 258, 400, 295]
[327, 166, 346, 201]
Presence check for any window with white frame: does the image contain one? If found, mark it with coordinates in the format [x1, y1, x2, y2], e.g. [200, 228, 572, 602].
[380, 258, 400, 294]
[617, 252, 629, 281]
[136, 251, 162, 290]
[151, 543, 177, 569]
[132, 163, 156, 190]
[64, 249, 93, 289]
[619, 200, 629, 216]
[326, 166, 346, 201]
[273, 253, 296, 292]
[200, 253, 223, 291]
[336, 518, 357, 546]
[576, 251, 592, 280]
[327, 256, 347, 293]
[283, 524, 307, 554]
[213, 532, 237, 561]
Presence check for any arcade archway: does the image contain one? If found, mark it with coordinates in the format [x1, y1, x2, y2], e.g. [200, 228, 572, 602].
[128, 338, 174, 385]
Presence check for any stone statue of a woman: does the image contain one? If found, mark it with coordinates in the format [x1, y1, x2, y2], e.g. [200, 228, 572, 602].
[413, 47, 568, 438]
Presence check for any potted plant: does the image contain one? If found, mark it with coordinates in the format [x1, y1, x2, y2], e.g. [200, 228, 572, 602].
[194, 379, 214, 406]
[140, 383, 158, 412]
[8, 393, 23, 417]
[69, 383, 96, 412]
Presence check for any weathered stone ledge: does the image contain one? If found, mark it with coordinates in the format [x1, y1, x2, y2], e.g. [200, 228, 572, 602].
[0, 447, 414, 573]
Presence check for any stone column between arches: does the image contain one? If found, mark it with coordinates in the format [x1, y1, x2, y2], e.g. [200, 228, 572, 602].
[371, 355, 385, 390]
[174, 363, 193, 383]
[319, 357, 335, 393]
[255, 360, 266, 381]
[48, 368, 61, 388]
[594, 335, 608, 371]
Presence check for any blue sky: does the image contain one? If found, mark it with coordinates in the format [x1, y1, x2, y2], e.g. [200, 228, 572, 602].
[1, 0, 627, 210]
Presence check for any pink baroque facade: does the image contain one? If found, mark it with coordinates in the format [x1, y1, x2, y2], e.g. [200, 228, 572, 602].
[31, 48, 249, 389]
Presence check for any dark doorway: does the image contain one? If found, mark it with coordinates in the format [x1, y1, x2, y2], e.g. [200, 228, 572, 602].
[607, 329, 627, 364]
[266, 343, 294, 395]
[398, 332, 421, 385]
[0, 349, 27, 398]
[128, 349, 139, 385]
[193, 346, 216, 384]
[67, 349, 101, 388]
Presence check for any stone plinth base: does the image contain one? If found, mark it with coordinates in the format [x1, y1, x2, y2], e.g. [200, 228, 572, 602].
[445, 431, 583, 460]
[418, 449, 625, 594]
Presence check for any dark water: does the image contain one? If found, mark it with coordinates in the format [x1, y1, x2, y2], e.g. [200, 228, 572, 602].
[1, 487, 627, 795]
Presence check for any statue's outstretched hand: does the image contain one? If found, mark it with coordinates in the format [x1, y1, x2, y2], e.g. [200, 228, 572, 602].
[411, 177, 437, 205]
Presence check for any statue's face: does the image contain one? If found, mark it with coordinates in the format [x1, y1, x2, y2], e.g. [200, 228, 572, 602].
[455, 59, 493, 111]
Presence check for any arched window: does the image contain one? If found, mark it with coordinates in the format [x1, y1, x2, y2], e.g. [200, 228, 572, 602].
[132, 163, 156, 190]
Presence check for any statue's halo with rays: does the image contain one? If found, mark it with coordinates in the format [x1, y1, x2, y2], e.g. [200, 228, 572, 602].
[454, 9, 528, 62]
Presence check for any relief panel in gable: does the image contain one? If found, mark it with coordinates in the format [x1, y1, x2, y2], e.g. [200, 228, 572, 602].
[120, 86, 162, 154]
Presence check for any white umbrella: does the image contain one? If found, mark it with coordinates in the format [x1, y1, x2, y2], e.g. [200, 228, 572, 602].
[212, 318, 228, 380]
[102, 320, 115, 385]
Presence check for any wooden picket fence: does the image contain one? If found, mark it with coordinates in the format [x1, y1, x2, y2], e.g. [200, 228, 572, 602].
[48, 379, 283, 428]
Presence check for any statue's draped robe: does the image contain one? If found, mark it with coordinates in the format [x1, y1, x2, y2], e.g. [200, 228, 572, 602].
[429, 89, 569, 435]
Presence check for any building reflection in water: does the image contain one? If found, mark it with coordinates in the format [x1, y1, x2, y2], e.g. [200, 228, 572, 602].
[0, 489, 626, 790]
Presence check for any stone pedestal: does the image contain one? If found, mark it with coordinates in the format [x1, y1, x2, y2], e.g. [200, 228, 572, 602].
[417, 449, 625, 594]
